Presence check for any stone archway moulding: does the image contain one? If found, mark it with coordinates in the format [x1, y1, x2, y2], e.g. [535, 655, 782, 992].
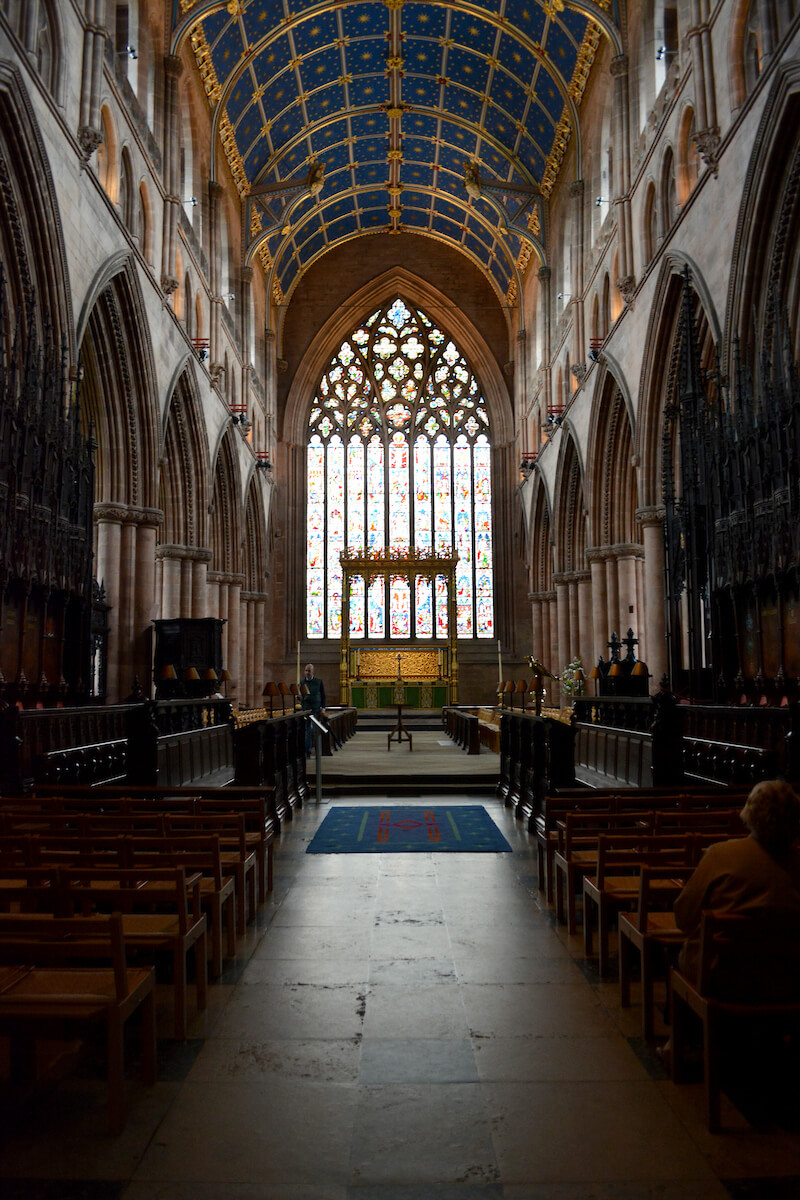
[282, 267, 514, 448]
[636, 252, 721, 509]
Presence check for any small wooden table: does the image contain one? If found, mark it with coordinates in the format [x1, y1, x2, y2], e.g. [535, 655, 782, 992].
[387, 705, 412, 752]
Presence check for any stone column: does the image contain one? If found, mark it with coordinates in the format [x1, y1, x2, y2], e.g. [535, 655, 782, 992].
[605, 553, 620, 639]
[689, 0, 720, 172]
[616, 549, 642, 644]
[610, 55, 635, 305]
[133, 512, 161, 696]
[159, 551, 182, 619]
[587, 548, 608, 666]
[576, 569, 593, 672]
[94, 504, 126, 702]
[568, 576, 580, 663]
[160, 54, 183, 297]
[537, 267, 552, 415]
[240, 265, 254, 416]
[78, 0, 106, 160]
[192, 554, 210, 618]
[180, 557, 193, 617]
[638, 505, 667, 687]
[529, 594, 544, 664]
[554, 575, 570, 692]
[254, 597, 266, 709]
[208, 180, 225, 379]
[569, 179, 585, 367]
[228, 578, 243, 706]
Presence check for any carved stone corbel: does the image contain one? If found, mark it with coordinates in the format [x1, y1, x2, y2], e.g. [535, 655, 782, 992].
[78, 126, 102, 162]
[693, 126, 721, 176]
[161, 275, 179, 296]
[616, 275, 637, 307]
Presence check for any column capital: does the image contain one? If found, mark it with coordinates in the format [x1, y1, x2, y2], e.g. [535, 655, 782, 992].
[537, 265, 551, 282]
[568, 178, 585, 198]
[209, 180, 225, 200]
[636, 505, 666, 527]
[610, 54, 629, 77]
[516, 328, 526, 344]
[240, 266, 254, 284]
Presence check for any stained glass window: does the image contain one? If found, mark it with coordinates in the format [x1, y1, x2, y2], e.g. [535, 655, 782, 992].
[306, 297, 494, 639]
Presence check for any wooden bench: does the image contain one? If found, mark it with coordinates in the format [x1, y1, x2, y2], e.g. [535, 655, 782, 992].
[618, 863, 693, 1040]
[476, 708, 501, 753]
[0, 912, 156, 1133]
[670, 910, 800, 1131]
[58, 865, 207, 1040]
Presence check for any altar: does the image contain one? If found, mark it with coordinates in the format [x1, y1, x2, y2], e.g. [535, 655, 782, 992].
[339, 551, 459, 708]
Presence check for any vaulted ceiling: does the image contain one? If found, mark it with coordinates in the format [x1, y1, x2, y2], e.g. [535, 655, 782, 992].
[175, 1, 617, 308]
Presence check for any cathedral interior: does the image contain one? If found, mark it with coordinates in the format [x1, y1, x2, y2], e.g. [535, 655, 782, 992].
[0, 0, 799, 1195]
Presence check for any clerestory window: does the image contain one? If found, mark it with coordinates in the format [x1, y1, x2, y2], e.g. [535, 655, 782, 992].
[306, 297, 494, 640]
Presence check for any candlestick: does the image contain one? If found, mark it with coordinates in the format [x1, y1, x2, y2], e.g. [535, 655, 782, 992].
[498, 639, 503, 684]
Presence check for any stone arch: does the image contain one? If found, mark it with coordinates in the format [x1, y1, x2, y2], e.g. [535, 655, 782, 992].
[660, 144, 678, 232]
[0, 63, 73, 354]
[637, 255, 720, 511]
[34, 0, 62, 102]
[120, 144, 136, 234]
[283, 267, 513, 447]
[552, 431, 587, 576]
[160, 365, 210, 551]
[78, 255, 160, 511]
[209, 430, 243, 577]
[725, 61, 800, 361]
[586, 366, 639, 548]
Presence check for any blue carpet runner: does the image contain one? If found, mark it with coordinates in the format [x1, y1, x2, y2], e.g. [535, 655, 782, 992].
[306, 805, 512, 854]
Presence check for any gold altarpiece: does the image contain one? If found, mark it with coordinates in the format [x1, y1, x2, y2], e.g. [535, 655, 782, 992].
[339, 552, 459, 708]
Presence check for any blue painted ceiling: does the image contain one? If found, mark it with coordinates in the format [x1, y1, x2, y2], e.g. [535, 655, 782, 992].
[181, 1, 608, 305]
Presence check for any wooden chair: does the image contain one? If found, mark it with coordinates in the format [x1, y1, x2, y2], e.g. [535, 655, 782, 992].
[128, 835, 236, 980]
[583, 833, 694, 974]
[618, 863, 694, 1039]
[0, 912, 156, 1134]
[58, 865, 207, 1040]
[553, 812, 653, 935]
[164, 813, 256, 935]
[670, 910, 800, 1131]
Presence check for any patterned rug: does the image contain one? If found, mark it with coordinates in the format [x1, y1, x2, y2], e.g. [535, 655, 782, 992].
[306, 805, 512, 854]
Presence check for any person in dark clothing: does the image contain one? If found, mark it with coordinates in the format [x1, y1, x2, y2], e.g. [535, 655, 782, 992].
[301, 663, 326, 755]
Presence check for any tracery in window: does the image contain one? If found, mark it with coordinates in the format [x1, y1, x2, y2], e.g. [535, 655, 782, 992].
[306, 297, 494, 641]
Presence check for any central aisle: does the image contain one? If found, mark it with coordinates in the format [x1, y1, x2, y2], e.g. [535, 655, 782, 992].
[120, 795, 767, 1199]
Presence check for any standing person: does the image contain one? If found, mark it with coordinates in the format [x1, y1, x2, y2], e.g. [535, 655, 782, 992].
[301, 663, 326, 756]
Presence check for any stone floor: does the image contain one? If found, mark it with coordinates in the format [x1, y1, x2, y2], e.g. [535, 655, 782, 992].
[1, 787, 799, 1199]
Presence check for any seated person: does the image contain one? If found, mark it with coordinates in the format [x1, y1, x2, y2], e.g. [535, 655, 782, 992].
[674, 779, 800, 980]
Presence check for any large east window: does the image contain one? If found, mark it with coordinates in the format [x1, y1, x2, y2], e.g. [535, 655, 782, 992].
[306, 297, 494, 640]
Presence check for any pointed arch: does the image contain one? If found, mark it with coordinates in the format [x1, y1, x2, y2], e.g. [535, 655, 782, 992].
[283, 268, 513, 447]
[209, 430, 243, 576]
[553, 431, 587, 576]
[160, 366, 210, 551]
[586, 367, 640, 548]
[77, 256, 160, 509]
[0, 63, 73, 355]
[638, 255, 721, 509]
[725, 61, 800, 361]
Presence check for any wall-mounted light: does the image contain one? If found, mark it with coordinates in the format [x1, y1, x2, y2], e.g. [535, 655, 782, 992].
[595, 196, 610, 207]
[556, 292, 572, 301]
[185, 196, 198, 206]
[196, 347, 208, 362]
[126, 44, 138, 60]
[656, 45, 667, 61]
[256, 457, 272, 471]
[226, 292, 235, 301]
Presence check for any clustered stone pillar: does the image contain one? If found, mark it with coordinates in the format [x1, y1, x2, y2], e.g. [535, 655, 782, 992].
[94, 504, 163, 701]
[610, 54, 635, 305]
[77, 0, 106, 159]
[569, 179, 585, 368]
[637, 505, 668, 686]
[155, 545, 212, 620]
[208, 180, 225, 380]
[688, 0, 721, 171]
[241, 591, 267, 708]
[160, 54, 183, 297]
[207, 572, 244, 704]
[537, 266, 552, 422]
[515, 327, 527, 455]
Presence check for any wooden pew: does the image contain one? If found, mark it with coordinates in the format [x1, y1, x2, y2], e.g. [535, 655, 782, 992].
[0, 912, 156, 1134]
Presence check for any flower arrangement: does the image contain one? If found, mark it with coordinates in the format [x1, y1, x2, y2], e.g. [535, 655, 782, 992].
[560, 656, 585, 699]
